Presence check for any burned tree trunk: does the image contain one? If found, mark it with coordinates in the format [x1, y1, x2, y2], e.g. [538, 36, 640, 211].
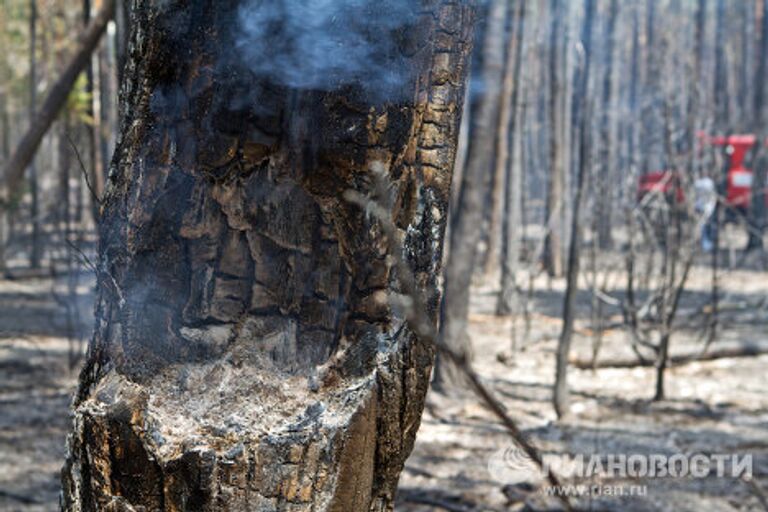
[61, 1, 475, 511]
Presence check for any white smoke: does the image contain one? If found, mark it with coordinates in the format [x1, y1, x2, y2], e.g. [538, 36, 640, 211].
[235, 0, 420, 100]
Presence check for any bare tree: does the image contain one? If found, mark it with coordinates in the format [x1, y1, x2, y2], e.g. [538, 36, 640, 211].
[496, 0, 527, 316]
[543, 0, 566, 278]
[553, 0, 595, 419]
[435, 0, 507, 392]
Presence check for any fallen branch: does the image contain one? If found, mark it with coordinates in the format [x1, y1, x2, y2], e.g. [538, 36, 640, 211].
[571, 343, 768, 369]
[400, 492, 475, 512]
[0, 489, 42, 505]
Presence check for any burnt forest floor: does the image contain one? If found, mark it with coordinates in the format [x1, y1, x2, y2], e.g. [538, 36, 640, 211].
[0, 250, 767, 512]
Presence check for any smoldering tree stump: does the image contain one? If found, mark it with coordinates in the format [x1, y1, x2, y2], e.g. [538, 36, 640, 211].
[61, 1, 474, 511]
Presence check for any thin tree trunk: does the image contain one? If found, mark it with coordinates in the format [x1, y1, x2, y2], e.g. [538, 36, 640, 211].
[543, 0, 564, 278]
[627, 1, 640, 187]
[714, 0, 729, 131]
[686, 0, 705, 171]
[553, 0, 595, 420]
[94, 14, 119, 224]
[748, 0, 768, 251]
[496, 0, 527, 316]
[451, 86, 471, 220]
[83, 0, 106, 219]
[595, 0, 617, 250]
[62, 2, 475, 510]
[114, 0, 130, 90]
[434, 0, 507, 392]
[0, 0, 8, 165]
[739, 1, 753, 124]
[0, 0, 9, 271]
[710, 0, 728, 343]
[28, 0, 41, 269]
[481, 1, 514, 274]
[640, 0, 658, 175]
[58, 114, 71, 241]
[559, 1, 573, 268]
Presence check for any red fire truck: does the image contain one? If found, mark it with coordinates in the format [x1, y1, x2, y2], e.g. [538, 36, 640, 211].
[637, 133, 767, 213]
[704, 134, 758, 212]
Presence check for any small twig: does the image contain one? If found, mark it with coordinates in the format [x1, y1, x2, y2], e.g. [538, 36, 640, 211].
[66, 134, 102, 207]
[345, 173, 574, 512]
[65, 239, 97, 274]
[65, 239, 125, 308]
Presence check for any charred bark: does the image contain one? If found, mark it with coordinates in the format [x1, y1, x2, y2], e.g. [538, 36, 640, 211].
[62, 1, 474, 511]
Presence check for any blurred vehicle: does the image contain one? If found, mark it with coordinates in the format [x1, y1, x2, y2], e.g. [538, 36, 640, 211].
[637, 134, 768, 215]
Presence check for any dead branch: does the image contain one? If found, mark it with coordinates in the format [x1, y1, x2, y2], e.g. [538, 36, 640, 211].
[66, 134, 101, 207]
[0, 489, 42, 505]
